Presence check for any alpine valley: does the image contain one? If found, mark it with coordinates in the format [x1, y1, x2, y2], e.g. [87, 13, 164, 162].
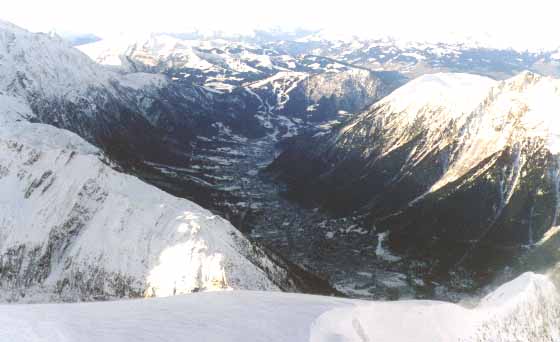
[1, 17, 560, 341]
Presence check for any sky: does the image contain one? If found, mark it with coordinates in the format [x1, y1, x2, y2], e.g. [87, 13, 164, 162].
[2, 0, 560, 50]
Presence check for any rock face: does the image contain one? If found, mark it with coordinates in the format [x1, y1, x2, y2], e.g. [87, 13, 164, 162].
[269, 71, 560, 282]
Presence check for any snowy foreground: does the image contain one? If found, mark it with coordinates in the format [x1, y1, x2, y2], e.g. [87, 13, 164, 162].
[1, 272, 558, 342]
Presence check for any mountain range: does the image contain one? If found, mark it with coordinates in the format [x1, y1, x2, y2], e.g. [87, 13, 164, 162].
[1, 18, 560, 341]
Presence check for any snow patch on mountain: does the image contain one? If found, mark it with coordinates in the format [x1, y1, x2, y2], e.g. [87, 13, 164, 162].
[247, 71, 308, 111]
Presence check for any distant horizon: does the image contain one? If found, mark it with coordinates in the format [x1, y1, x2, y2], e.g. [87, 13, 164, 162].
[3, 0, 560, 51]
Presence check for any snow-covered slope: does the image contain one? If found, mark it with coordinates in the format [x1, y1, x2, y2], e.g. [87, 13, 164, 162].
[0, 20, 112, 98]
[334, 73, 496, 167]
[0, 100, 308, 301]
[0, 21, 340, 302]
[0, 20, 169, 100]
[0, 18, 201, 166]
[425, 72, 560, 193]
[0, 272, 557, 341]
[270, 71, 560, 289]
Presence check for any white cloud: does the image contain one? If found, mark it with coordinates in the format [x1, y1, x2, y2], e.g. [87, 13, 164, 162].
[2, 0, 559, 50]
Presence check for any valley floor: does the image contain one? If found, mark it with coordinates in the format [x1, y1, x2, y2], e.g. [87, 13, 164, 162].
[197, 135, 412, 299]
[153, 133, 453, 300]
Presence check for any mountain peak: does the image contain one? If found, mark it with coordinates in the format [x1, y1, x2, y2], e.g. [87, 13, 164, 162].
[0, 18, 113, 98]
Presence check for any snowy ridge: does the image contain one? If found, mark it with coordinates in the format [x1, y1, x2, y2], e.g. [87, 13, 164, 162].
[0, 18, 180, 143]
[284, 32, 560, 80]
[0, 20, 170, 106]
[336, 73, 496, 164]
[79, 28, 560, 84]
[0, 19, 110, 98]
[0, 272, 557, 341]
[77, 32, 395, 104]
[377, 73, 496, 117]
[78, 34, 273, 75]
[75, 30, 397, 141]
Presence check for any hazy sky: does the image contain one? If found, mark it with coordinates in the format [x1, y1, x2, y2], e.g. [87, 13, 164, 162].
[2, 0, 559, 50]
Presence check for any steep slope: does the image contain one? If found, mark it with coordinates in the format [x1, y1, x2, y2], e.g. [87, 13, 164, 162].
[0, 19, 195, 165]
[270, 71, 560, 285]
[1, 272, 558, 341]
[0, 101, 319, 302]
